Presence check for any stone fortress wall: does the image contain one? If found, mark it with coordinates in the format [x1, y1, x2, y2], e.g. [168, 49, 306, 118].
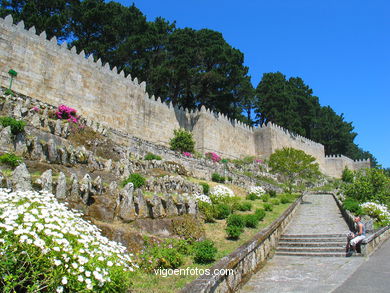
[0, 15, 370, 177]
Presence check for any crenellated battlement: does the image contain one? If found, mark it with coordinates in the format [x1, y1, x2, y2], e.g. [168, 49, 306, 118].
[324, 154, 370, 177]
[1, 15, 145, 90]
[0, 14, 369, 177]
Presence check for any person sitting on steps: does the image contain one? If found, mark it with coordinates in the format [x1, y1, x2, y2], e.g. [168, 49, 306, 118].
[346, 216, 366, 257]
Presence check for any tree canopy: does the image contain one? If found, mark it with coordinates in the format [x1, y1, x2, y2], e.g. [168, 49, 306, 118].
[0, 0, 377, 165]
[268, 147, 321, 193]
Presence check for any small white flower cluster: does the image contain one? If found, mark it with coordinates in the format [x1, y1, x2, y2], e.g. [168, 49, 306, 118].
[192, 193, 212, 204]
[209, 185, 235, 201]
[248, 186, 266, 196]
[360, 201, 390, 223]
[0, 188, 136, 291]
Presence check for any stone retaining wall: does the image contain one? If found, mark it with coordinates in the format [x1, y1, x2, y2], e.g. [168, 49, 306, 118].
[0, 89, 280, 191]
[181, 195, 303, 293]
[332, 193, 390, 256]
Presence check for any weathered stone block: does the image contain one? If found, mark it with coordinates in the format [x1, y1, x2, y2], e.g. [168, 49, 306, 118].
[0, 126, 13, 152]
[80, 174, 92, 204]
[134, 189, 148, 218]
[117, 183, 136, 222]
[11, 163, 31, 191]
[164, 195, 178, 216]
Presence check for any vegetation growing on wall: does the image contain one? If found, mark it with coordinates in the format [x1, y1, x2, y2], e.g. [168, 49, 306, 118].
[0, 116, 26, 135]
[169, 129, 195, 153]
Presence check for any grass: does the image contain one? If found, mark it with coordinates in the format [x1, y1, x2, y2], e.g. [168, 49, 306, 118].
[128, 194, 295, 292]
[0, 168, 12, 177]
[205, 201, 291, 258]
[67, 125, 121, 161]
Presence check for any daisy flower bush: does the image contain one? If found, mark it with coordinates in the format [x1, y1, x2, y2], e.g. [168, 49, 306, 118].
[0, 188, 136, 292]
[360, 202, 390, 225]
[209, 185, 234, 203]
[248, 186, 266, 197]
[192, 193, 212, 204]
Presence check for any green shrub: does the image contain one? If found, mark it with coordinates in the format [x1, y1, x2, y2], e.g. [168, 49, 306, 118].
[0, 116, 26, 135]
[254, 208, 266, 221]
[227, 176, 233, 182]
[121, 173, 146, 189]
[246, 193, 260, 201]
[214, 203, 231, 219]
[268, 190, 277, 198]
[225, 225, 243, 240]
[280, 196, 290, 204]
[164, 238, 193, 256]
[144, 153, 162, 160]
[244, 214, 258, 228]
[264, 203, 273, 211]
[211, 173, 225, 183]
[200, 182, 210, 195]
[237, 201, 252, 211]
[341, 168, 389, 204]
[270, 198, 280, 205]
[4, 88, 14, 96]
[169, 129, 195, 153]
[0, 153, 23, 167]
[198, 201, 215, 223]
[193, 240, 217, 264]
[171, 215, 205, 242]
[341, 167, 354, 183]
[217, 196, 241, 213]
[261, 193, 270, 202]
[342, 198, 363, 215]
[152, 247, 184, 269]
[226, 214, 245, 228]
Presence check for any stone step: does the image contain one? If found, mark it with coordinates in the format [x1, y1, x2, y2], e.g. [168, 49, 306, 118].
[279, 237, 345, 243]
[278, 242, 345, 248]
[282, 234, 345, 238]
[275, 251, 348, 257]
[277, 247, 345, 253]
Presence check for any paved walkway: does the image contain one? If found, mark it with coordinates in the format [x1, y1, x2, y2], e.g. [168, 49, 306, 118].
[240, 193, 366, 293]
[332, 237, 390, 293]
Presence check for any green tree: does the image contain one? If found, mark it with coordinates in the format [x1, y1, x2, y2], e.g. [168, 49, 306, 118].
[255, 72, 294, 127]
[237, 75, 256, 125]
[268, 147, 321, 193]
[342, 168, 390, 205]
[70, 1, 147, 64]
[0, 0, 77, 40]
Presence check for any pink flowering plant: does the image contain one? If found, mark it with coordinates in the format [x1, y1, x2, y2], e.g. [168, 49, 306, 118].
[182, 152, 192, 158]
[55, 104, 80, 124]
[205, 152, 221, 163]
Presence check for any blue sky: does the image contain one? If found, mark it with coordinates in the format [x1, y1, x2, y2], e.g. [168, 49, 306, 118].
[114, 0, 389, 168]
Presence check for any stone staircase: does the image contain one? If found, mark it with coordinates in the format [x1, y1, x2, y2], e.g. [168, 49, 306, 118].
[276, 234, 346, 257]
